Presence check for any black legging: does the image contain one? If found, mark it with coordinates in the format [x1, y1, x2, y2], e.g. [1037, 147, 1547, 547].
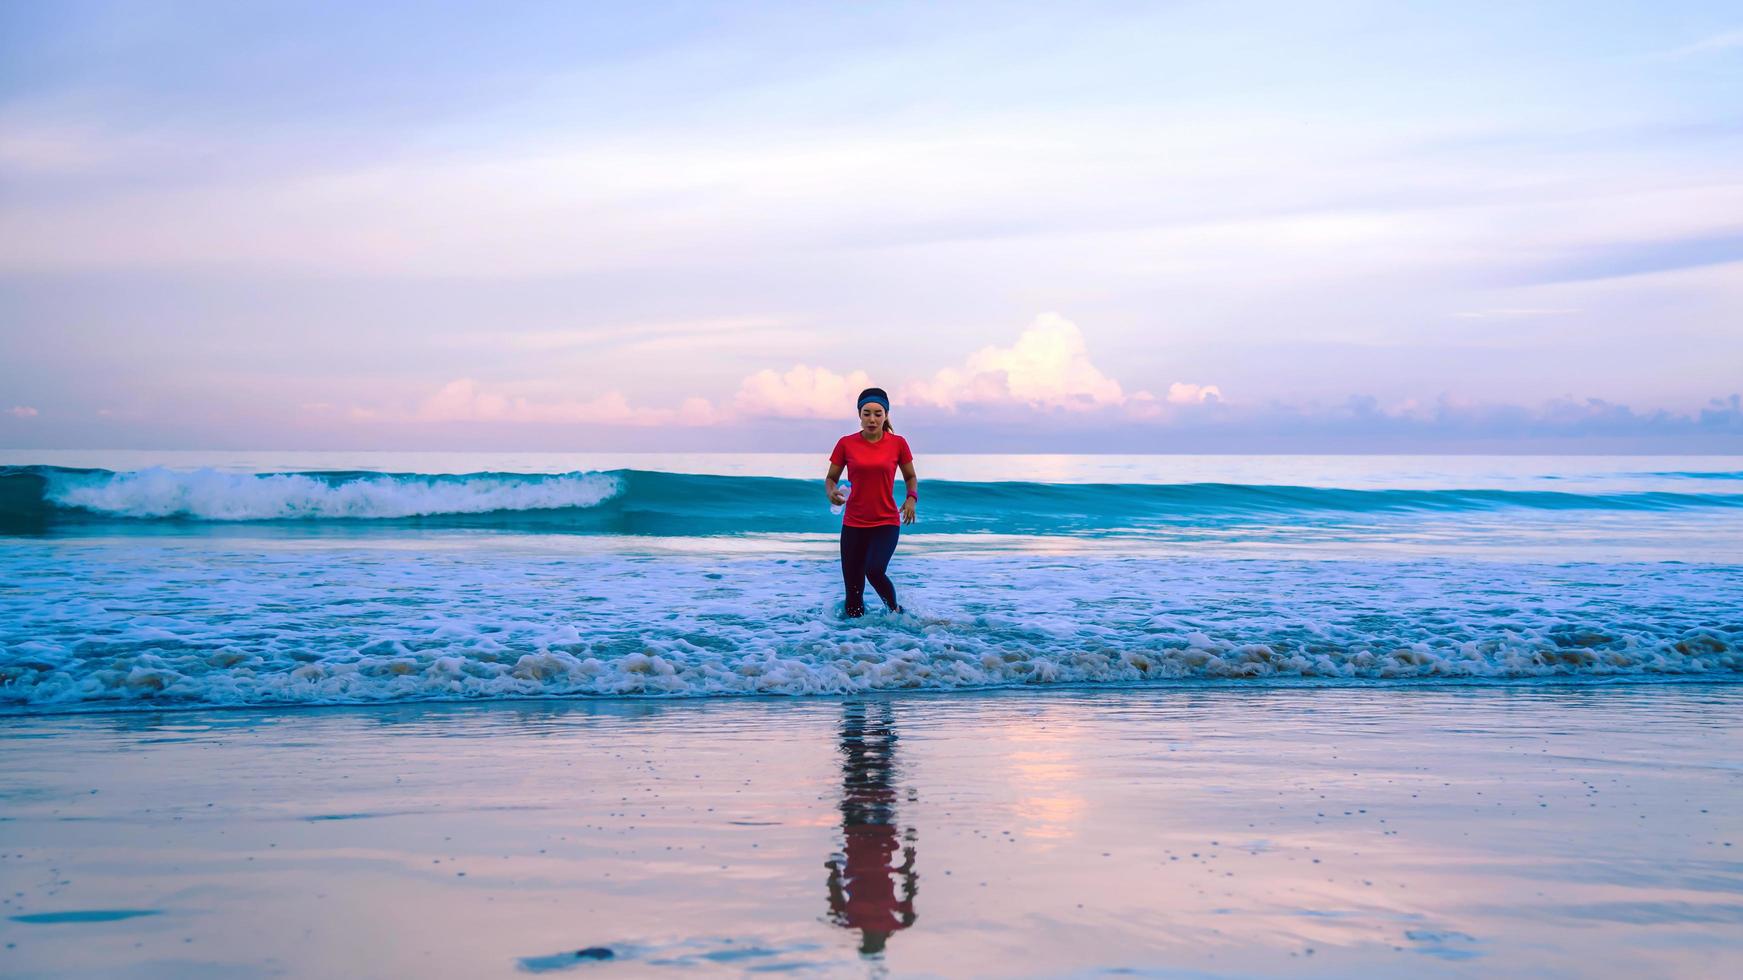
[840, 524, 900, 616]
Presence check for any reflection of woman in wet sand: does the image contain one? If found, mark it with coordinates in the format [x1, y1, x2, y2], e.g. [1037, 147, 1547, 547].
[825, 700, 917, 956]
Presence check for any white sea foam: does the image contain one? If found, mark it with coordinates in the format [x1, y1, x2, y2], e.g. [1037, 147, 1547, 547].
[43, 468, 621, 520]
[1, 545, 1738, 711]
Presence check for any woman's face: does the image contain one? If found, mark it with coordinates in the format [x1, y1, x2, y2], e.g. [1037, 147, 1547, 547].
[859, 403, 886, 434]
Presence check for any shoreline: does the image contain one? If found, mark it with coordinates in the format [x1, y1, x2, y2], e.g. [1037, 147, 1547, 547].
[6, 673, 1743, 720]
[4, 684, 1739, 977]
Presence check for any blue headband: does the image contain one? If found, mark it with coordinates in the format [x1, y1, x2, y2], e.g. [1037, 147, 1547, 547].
[857, 394, 889, 412]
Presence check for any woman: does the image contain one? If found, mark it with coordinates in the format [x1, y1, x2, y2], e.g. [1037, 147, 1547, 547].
[825, 387, 917, 618]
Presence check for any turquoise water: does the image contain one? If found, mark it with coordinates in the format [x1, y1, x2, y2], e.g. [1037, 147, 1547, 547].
[6, 465, 1742, 537]
[1, 453, 1739, 710]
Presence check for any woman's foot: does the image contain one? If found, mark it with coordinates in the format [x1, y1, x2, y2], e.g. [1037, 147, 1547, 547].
[844, 605, 865, 618]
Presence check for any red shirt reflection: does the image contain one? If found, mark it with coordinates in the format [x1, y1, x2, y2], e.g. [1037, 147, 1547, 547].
[825, 702, 917, 956]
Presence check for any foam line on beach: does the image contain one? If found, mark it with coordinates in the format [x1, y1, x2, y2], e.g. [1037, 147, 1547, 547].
[3, 552, 1738, 711]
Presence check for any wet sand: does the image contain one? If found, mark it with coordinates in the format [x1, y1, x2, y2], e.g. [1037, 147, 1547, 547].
[2, 685, 1740, 977]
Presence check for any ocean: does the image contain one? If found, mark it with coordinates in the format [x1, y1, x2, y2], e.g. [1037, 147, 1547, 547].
[2, 452, 1740, 712]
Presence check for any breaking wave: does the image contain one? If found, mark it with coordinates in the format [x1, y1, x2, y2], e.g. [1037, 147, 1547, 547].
[4, 466, 1741, 536]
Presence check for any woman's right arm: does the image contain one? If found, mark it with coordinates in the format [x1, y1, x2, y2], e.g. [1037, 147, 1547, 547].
[825, 462, 846, 504]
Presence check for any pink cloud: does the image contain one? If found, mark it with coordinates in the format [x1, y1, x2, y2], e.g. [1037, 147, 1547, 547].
[901, 314, 1128, 411]
[375, 315, 1222, 429]
[1165, 382, 1223, 405]
[732, 364, 874, 419]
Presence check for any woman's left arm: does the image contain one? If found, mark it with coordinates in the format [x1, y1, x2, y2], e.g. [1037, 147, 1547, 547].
[899, 459, 918, 525]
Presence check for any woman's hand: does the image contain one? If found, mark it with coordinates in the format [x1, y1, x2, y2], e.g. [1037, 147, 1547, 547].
[900, 498, 916, 525]
[829, 486, 848, 506]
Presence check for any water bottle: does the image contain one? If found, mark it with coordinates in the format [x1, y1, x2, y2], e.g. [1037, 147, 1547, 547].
[831, 481, 851, 515]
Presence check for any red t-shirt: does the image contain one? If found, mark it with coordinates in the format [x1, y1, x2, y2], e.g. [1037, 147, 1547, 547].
[830, 432, 913, 528]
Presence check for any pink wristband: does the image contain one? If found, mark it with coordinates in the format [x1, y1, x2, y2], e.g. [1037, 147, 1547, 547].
[906, 490, 917, 500]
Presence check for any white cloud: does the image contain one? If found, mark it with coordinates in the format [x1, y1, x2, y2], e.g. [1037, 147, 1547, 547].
[473, 317, 791, 352]
[1454, 308, 1579, 319]
[1165, 382, 1223, 405]
[902, 313, 1127, 411]
[387, 316, 1218, 426]
[383, 366, 874, 428]
[7, 405, 39, 418]
[415, 379, 717, 426]
[1659, 29, 1743, 59]
[733, 364, 874, 419]
[730, 315, 1218, 421]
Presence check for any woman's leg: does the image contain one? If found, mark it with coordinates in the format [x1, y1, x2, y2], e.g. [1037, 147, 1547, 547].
[862, 524, 901, 611]
[840, 525, 870, 616]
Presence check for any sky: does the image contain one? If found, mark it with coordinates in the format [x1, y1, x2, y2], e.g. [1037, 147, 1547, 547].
[1, 0, 1740, 453]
